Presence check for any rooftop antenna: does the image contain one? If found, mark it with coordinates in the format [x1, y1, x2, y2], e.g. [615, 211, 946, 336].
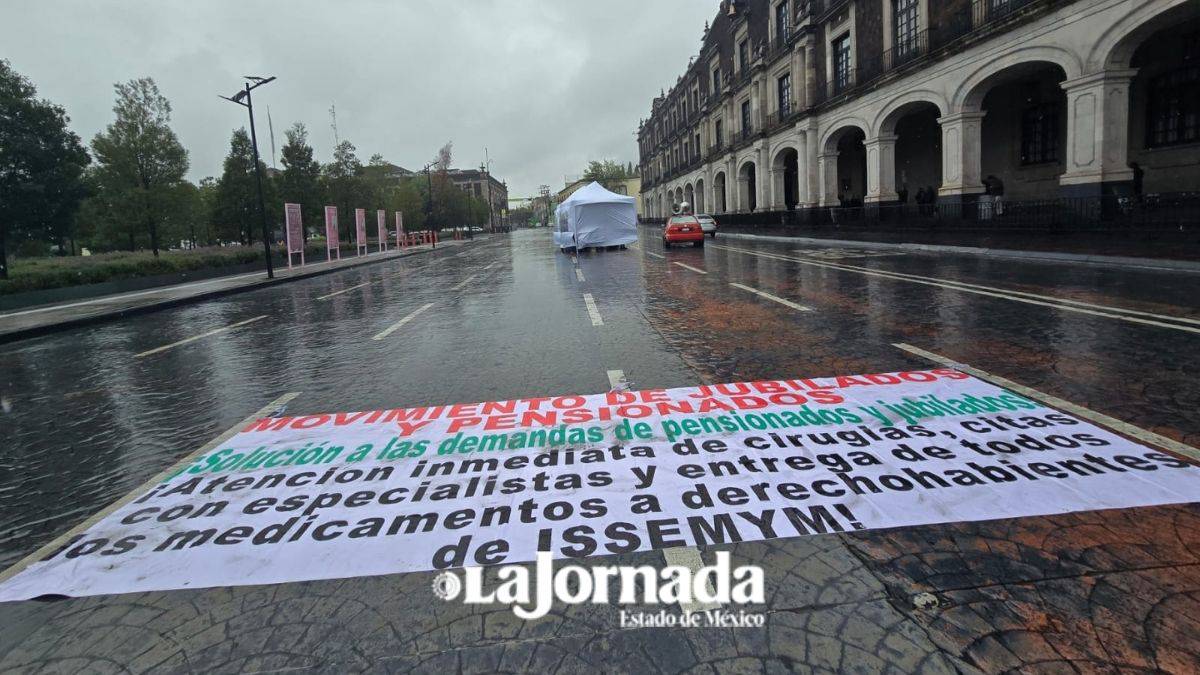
[267, 105, 277, 169]
[329, 103, 339, 145]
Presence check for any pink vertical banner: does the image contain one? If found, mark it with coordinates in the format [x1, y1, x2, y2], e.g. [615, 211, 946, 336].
[395, 212, 405, 249]
[376, 209, 387, 252]
[355, 208, 367, 256]
[284, 203, 304, 268]
[324, 206, 340, 261]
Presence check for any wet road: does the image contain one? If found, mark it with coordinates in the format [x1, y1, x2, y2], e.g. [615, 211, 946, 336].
[1, 228, 1198, 672]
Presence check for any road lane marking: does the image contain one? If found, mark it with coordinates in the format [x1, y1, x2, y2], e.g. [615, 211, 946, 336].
[603, 364, 718, 611]
[729, 283, 812, 312]
[0, 391, 301, 585]
[893, 342, 1200, 462]
[673, 262, 707, 275]
[576, 269, 586, 282]
[663, 547, 721, 613]
[483, 262, 497, 270]
[713, 244, 1200, 334]
[317, 281, 372, 300]
[134, 315, 268, 357]
[372, 302, 434, 340]
[643, 250, 665, 259]
[583, 293, 604, 326]
[450, 274, 477, 291]
[571, 256, 578, 264]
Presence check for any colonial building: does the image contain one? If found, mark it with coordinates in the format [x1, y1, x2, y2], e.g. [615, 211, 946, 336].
[638, 0, 1198, 218]
[446, 168, 509, 224]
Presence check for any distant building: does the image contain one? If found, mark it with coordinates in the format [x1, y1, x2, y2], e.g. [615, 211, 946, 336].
[359, 162, 414, 181]
[446, 168, 509, 227]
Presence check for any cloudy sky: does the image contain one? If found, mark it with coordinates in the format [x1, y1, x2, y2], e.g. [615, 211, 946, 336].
[3, 1, 718, 198]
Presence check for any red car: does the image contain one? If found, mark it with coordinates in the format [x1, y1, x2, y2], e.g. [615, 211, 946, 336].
[663, 215, 705, 248]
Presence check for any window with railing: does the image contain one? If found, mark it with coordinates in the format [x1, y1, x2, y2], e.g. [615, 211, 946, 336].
[832, 34, 852, 94]
[775, 1, 790, 43]
[1146, 65, 1200, 148]
[894, 0, 920, 62]
[1020, 102, 1060, 164]
[739, 39, 750, 72]
[715, 119, 724, 147]
[777, 73, 792, 116]
[712, 67, 721, 93]
[741, 100, 752, 134]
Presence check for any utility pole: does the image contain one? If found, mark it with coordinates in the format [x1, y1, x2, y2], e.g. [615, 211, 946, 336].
[221, 75, 277, 279]
[424, 161, 437, 248]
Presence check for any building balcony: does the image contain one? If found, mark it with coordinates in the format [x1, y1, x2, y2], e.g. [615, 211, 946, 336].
[883, 30, 928, 71]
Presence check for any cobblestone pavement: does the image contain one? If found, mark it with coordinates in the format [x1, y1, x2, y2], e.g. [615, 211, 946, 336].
[0, 228, 1197, 672]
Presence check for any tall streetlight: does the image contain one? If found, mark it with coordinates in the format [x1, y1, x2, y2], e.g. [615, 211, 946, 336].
[423, 161, 437, 249]
[221, 75, 276, 278]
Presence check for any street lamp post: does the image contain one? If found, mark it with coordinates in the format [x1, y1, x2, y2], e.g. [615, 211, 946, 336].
[221, 76, 277, 279]
[423, 162, 436, 249]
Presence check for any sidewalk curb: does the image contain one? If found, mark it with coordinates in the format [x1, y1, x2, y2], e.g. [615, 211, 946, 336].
[0, 244, 451, 346]
[719, 232, 1200, 273]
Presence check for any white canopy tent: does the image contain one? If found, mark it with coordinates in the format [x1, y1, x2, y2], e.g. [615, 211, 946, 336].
[553, 182, 638, 250]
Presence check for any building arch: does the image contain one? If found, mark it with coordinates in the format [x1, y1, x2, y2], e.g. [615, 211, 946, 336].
[770, 144, 802, 210]
[694, 177, 706, 213]
[684, 183, 695, 211]
[713, 172, 728, 213]
[874, 91, 947, 136]
[953, 47, 1082, 112]
[736, 159, 758, 212]
[1088, 0, 1194, 70]
[819, 118, 870, 154]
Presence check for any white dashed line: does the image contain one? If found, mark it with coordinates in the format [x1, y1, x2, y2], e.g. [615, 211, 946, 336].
[317, 281, 372, 300]
[483, 262, 498, 270]
[893, 342, 1200, 462]
[729, 283, 812, 312]
[372, 302, 435, 340]
[583, 293, 604, 326]
[571, 256, 578, 264]
[576, 269, 586, 282]
[135, 315, 268, 357]
[673, 262, 707, 274]
[450, 274, 477, 291]
[643, 251, 665, 259]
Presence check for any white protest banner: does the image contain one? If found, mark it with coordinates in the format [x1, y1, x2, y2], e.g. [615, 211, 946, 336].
[284, 203, 304, 267]
[2, 369, 1197, 601]
[355, 208, 367, 256]
[324, 206, 340, 261]
[377, 210, 387, 252]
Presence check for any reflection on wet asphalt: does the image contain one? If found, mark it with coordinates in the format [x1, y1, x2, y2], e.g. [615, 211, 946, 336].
[1, 229, 1197, 568]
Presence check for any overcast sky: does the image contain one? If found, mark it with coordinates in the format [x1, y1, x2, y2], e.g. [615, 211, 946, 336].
[3, 1, 718, 198]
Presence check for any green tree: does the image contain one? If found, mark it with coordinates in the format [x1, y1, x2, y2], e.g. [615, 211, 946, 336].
[213, 128, 268, 245]
[0, 60, 90, 276]
[279, 122, 324, 236]
[582, 159, 633, 190]
[323, 140, 370, 242]
[90, 77, 188, 256]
